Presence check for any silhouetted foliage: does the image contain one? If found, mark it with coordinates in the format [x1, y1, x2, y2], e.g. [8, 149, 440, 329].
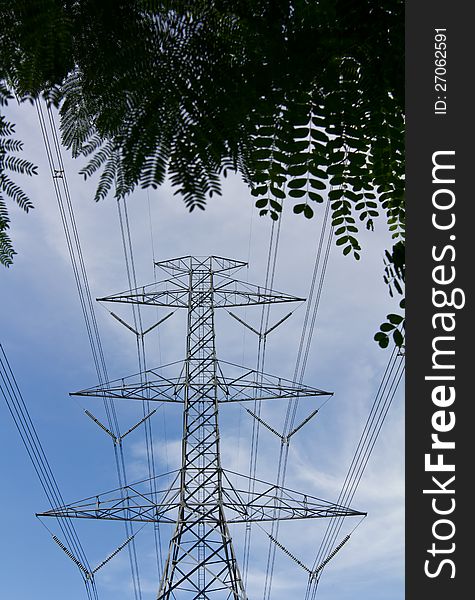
[0, 81, 37, 266]
[1, 0, 404, 345]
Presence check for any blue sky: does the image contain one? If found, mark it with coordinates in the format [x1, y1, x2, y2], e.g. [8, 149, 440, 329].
[1, 102, 404, 600]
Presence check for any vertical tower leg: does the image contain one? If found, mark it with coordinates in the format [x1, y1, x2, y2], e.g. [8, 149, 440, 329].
[157, 261, 246, 600]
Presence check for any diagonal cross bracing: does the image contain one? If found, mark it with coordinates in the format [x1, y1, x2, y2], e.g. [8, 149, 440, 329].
[39, 469, 364, 525]
[71, 360, 330, 405]
[39, 256, 365, 599]
[156, 258, 246, 600]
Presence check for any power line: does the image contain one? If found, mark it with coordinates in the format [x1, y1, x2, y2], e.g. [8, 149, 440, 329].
[262, 195, 333, 600]
[38, 255, 364, 600]
[242, 208, 284, 585]
[36, 100, 143, 598]
[116, 196, 164, 577]
[306, 344, 404, 599]
[0, 343, 99, 600]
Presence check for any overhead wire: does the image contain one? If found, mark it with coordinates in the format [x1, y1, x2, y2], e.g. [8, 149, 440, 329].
[116, 196, 164, 577]
[146, 189, 169, 478]
[41, 104, 144, 599]
[242, 205, 284, 585]
[36, 101, 119, 437]
[262, 195, 334, 600]
[241, 175, 333, 598]
[263, 189, 404, 600]
[36, 100, 143, 599]
[32, 95, 403, 599]
[0, 344, 99, 600]
[306, 344, 404, 600]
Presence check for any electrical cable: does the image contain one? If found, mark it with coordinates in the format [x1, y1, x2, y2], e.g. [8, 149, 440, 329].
[0, 344, 99, 599]
[242, 206, 284, 585]
[116, 196, 164, 577]
[36, 100, 143, 599]
[262, 195, 333, 600]
[306, 346, 404, 600]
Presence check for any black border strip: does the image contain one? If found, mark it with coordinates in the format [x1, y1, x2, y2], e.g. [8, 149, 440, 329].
[406, 2, 472, 598]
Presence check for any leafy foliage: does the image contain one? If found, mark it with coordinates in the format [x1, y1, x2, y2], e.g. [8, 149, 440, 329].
[0, 80, 37, 266]
[2, 2, 404, 212]
[374, 299, 405, 349]
[375, 241, 405, 348]
[1, 0, 405, 345]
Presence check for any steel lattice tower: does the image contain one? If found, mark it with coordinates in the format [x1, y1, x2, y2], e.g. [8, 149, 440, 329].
[159, 257, 246, 599]
[39, 256, 364, 599]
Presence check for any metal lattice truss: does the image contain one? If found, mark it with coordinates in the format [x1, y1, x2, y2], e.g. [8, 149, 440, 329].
[70, 359, 330, 404]
[38, 469, 364, 524]
[97, 256, 304, 310]
[42, 257, 363, 600]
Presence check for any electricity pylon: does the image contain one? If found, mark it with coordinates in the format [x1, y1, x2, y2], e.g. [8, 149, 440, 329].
[39, 256, 364, 599]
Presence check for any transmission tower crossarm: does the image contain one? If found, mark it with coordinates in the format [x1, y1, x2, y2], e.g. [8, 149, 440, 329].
[43, 256, 365, 599]
[96, 267, 304, 310]
[154, 255, 248, 275]
[38, 468, 365, 525]
[71, 359, 331, 405]
[220, 470, 366, 523]
[37, 494, 180, 524]
[71, 370, 181, 403]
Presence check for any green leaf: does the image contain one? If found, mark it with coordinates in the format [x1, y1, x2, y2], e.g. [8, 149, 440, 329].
[252, 149, 272, 160]
[251, 185, 268, 197]
[308, 191, 324, 202]
[288, 178, 308, 189]
[327, 164, 345, 175]
[387, 313, 404, 325]
[288, 165, 308, 176]
[254, 137, 273, 148]
[344, 190, 363, 201]
[270, 186, 286, 199]
[304, 204, 314, 218]
[310, 129, 328, 142]
[288, 189, 306, 198]
[330, 151, 346, 162]
[291, 140, 310, 152]
[255, 198, 268, 208]
[294, 127, 310, 139]
[309, 179, 326, 190]
[393, 329, 404, 347]
[329, 189, 345, 200]
[308, 166, 327, 179]
[329, 175, 345, 185]
[378, 335, 390, 348]
[336, 236, 348, 246]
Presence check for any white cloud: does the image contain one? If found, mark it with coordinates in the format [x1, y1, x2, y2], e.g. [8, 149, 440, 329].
[2, 101, 404, 600]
